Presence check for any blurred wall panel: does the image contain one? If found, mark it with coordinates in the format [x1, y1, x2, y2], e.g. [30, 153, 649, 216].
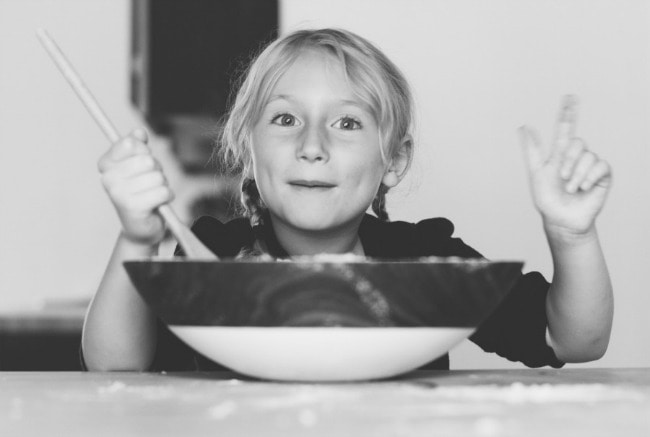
[131, 0, 278, 135]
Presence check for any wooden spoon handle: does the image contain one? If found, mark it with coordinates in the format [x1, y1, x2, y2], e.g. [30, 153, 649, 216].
[36, 28, 217, 259]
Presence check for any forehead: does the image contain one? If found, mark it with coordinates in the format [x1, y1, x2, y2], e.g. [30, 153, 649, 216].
[269, 50, 360, 104]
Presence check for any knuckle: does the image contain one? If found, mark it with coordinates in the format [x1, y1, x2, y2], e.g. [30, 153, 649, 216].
[124, 137, 137, 148]
[129, 155, 149, 171]
[101, 173, 121, 191]
[116, 138, 134, 154]
[106, 185, 123, 201]
[97, 152, 114, 172]
[568, 141, 585, 156]
[99, 171, 111, 183]
[580, 152, 597, 166]
[99, 174, 110, 189]
[155, 171, 167, 185]
[140, 154, 156, 169]
[122, 197, 141, 212]
[161, 186, 174, 201]
[131, 128, 149, 144]
[597, 160, 611, 174]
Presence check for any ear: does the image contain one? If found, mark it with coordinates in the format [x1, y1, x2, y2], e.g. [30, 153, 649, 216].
[382, 135, 413, 188]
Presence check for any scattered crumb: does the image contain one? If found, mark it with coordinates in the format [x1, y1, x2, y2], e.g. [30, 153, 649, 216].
[298, 408, 318, 427]
[9, 398, 24, 421]
[98, 381, 127, 394]
[426, 383, 646, 404]
[208, 400, 238, 420]
[474, 416, 504, 436]
[97, 381, 174, 400]
[252, 387, 361, 409]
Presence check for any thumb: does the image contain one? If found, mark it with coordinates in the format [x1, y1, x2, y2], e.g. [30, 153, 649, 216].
[131, 127, 149, 144]
[518, 125, 544, 172]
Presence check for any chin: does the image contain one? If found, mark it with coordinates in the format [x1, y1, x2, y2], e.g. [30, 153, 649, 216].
[287, 211, 363, 234]
[288, 216, 337, 232]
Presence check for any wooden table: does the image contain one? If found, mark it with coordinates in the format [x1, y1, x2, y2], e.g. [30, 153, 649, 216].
[1, 368, 649, 436]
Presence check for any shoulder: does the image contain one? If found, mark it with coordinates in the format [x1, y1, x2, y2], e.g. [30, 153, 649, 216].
[360, 214, 481, 258]
[184, 215, 254, 258]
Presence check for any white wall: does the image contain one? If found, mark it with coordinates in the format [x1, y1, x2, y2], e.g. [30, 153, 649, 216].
[0, 0, 194, 310]
[0, 0, 132, 310]
[1, 0, 648, 369]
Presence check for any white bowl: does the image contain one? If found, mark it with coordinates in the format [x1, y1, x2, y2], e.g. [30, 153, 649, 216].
[124, 258, 522, 381]
[170, 326, 473, 381]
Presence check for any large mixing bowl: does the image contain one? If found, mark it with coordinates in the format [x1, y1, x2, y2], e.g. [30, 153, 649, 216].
[124, 257, 523, 381]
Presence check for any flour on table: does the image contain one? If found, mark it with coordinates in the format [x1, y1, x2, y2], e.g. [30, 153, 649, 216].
[97, 381, 175, 400]
[298, 408, 318, 427]
[208, 400, 238, 420]
[413, 383, 647, 404]
[251, 386, 362, 409]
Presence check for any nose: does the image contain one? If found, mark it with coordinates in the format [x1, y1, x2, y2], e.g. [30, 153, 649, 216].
[297, 123, 329, 163]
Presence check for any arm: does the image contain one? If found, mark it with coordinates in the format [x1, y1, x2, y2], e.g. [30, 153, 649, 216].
[82, 129, 173, 371]
[520, 96, 613, 363]
[544, 225, 613, 362]
[82, 235, 159, 371]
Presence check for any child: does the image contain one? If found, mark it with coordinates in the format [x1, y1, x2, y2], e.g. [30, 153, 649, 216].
[81, 28, 613, 371]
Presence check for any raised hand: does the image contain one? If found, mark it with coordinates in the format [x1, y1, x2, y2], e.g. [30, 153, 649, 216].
[97, 128, 174, 246]
[519, 96, 612, 239]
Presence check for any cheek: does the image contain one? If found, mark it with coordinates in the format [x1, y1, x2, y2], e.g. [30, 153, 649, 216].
[345, 148, 386, 184]
[250, 131, 273, 173]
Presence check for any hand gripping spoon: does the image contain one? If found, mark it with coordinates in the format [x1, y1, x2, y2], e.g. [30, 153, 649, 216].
[36, 29, 217, 259]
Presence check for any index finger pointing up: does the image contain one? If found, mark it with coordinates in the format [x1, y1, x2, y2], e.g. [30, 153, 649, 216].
[552, 95, 579, 158]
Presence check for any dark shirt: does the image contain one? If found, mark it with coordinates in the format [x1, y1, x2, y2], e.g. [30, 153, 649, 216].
[148, 213, 563, 371]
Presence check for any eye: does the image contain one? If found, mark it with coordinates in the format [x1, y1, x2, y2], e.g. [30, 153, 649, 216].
[333, 116, 362, 131]
[271, 113, 300, 127]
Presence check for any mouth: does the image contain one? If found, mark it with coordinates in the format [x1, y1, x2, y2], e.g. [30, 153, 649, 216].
[289, 180, 337, 189]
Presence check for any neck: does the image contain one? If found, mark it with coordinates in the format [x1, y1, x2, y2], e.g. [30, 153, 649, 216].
[268, 214, 365, 257]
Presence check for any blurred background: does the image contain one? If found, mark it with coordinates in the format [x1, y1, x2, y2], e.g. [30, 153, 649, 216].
[0, 0, 648, 370]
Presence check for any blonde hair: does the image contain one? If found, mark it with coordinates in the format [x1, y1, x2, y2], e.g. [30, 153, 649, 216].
[219, 28, 414, 227]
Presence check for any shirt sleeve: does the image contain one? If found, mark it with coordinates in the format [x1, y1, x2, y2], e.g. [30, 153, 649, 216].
[414, 218, 564, 368]
[470, 271, 564, 368]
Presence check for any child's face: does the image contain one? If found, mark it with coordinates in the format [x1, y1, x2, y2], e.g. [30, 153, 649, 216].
[251, 50, 389, 234]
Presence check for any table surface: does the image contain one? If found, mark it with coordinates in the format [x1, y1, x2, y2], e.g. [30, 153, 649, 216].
[1, 368, 649, 436]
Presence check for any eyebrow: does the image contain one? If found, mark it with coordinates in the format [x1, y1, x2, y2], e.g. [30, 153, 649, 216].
[267, 94, 368, 110]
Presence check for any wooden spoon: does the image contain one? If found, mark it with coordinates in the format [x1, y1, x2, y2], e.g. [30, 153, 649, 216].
[36, 29, 217, 259]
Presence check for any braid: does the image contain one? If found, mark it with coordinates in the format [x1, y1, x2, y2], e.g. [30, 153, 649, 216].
[371, 184, 390, 222]
[239, 178, 270, 257]
[241, 178, 265, 227]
